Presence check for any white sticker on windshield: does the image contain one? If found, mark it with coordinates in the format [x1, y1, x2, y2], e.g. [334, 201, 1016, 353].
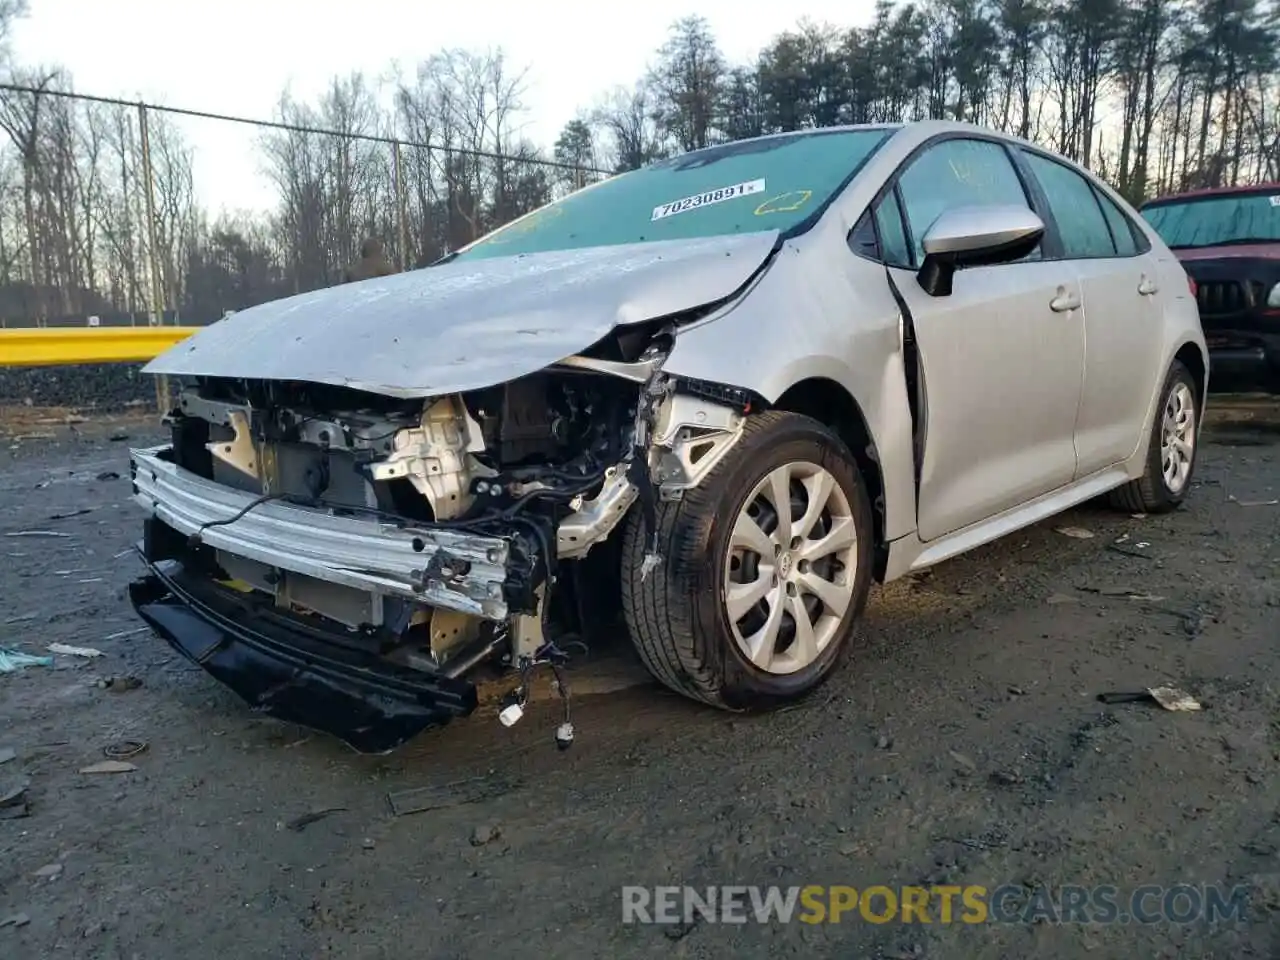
[651, 179, 766, 221]
[1270, 195, 1280, 207]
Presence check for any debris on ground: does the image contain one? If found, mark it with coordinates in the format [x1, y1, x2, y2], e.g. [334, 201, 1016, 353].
[1078, 585, 1166, 602]
[3, 530, 71, 539]
[1228, 495, 1279, 507]
[48, 643, 104, 659]
[949, 751, 977, 774]
[100, 627, 149, 642]
[94, 471, 120, 481]
[96, 676, 141, 692]
[102, 740, 147, 760]
[387, 776, 518, 817]
[0, 648, 54, 673]
[1107, 540, 1156, 560]
[1056, 526, 1095, 539]
[0, 777, 30, 819]
[662, 920, 697, 942]
[1097, 687, 1203, 711]
[0, 747, 14, 765]
[1181, 604, 1215, 638]
[1046, 592, 1078, 604]
[79, 760, 138, 774]
[32, 863, 63, 880]
[47, 509, 94, 521]
[1148, 686, 1203, 711]
[284, 807, 347, 832]
[0, 913, 30, 929]
[470, 824, 502, 846]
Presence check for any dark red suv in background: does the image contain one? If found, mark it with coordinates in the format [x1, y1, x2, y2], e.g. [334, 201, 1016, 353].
[1140, 183, 1280, 388]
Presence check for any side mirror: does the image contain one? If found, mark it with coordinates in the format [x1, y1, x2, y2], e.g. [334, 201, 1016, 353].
[916, 205, 1045, 297]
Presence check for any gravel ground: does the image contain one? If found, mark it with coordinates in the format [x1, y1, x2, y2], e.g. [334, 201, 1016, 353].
[1, 399, 1279, 959]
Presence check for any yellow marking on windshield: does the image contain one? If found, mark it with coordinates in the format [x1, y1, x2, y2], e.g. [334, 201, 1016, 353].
[754, 190, 813, 216]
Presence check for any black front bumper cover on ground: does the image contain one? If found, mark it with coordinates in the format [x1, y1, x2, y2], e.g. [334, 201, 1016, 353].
[129, 558, 479, 754]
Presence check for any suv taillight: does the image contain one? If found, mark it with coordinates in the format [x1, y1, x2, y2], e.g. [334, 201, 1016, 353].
[1187, 274, 1197, 297]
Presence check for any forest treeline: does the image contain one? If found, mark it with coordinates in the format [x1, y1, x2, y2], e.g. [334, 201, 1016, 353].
[0, 0, 1276, 326]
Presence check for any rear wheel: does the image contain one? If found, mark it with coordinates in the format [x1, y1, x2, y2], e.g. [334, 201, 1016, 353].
[621, 411, 874, 710]
[1107, 360, 1199, 514]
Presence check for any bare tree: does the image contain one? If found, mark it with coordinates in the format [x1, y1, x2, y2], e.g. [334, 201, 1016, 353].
[592, 84, 666, 172]
[2, 6, 1278, 332]
[0, 68, 60, 321]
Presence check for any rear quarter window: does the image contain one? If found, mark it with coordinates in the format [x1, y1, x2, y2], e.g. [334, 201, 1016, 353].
[1092, 188, 1144, 256]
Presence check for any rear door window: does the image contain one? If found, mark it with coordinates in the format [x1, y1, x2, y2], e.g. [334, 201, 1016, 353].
[1021, 151, 1117, 259]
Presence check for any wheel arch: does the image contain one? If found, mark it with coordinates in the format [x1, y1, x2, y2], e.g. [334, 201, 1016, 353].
[1127, 338, 1208, 474]
[1173, 340, 1208, 410]
[769, 376, 890, 580]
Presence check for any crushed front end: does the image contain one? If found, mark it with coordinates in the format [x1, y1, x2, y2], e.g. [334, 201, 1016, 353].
[127, 333, 750, 753]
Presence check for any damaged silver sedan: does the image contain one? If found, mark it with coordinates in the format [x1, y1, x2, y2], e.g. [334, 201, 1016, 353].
[128, 121, 1207, 752]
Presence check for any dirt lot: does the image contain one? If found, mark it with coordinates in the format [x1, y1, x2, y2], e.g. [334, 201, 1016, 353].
[1, 398, 1279, 959]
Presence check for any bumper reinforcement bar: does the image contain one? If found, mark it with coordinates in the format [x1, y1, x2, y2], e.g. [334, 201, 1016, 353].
[130, 446, 515, 620]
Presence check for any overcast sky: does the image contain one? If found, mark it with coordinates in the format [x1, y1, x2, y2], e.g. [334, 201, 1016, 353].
[10, 0, 879, 212]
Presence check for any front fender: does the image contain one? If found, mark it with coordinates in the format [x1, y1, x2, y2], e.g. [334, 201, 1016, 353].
[662, 233, 918, 542]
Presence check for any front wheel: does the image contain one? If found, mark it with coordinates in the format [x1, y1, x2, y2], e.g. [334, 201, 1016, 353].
[1108, 360, 1199, 514]
[620, 411, 874, 711]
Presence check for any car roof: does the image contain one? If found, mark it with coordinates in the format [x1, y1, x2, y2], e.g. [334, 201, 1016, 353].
[1141, 182, 1280, 208]
[671, 120, 1039, 159]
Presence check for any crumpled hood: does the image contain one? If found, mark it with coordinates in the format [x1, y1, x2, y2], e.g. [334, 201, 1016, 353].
[145, 231, 780, 398]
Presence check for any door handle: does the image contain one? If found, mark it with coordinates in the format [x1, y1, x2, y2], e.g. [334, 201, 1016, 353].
[1050, 288, 1081, 313]
[1138, 275, 1159, 296]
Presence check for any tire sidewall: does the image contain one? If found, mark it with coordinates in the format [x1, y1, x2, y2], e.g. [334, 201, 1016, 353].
[683, 417, 874, 708]
[1152, 363, 1198, 504]
[1145, 362, 1199, 507]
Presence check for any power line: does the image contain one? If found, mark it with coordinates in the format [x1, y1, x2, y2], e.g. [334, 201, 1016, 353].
[0, 82, 611, 175]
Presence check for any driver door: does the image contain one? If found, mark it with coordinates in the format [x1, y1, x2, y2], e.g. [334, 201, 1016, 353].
[874, 137, 1086, 542]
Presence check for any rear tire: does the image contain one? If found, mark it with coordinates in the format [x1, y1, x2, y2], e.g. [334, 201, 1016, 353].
[620, 411, 874, 711]
[1107, 360, 1199, 514]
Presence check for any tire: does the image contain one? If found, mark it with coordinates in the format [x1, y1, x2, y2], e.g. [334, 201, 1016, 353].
[620, 410, 874, 711]
[1107, 360, 1200, 514]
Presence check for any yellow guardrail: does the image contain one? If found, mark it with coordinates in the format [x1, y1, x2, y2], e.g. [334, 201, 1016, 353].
[0, 326, 199, 367]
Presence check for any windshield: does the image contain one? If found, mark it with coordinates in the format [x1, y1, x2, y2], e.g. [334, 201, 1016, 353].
[451, 128, 895, 262]
[1141, 189, 1280, 249]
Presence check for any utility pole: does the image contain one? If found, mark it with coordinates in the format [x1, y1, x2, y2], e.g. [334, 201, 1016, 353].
[137, 101, 171, 413]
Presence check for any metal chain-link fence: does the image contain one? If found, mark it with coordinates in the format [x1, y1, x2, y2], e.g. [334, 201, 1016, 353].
[0, 83, 609, 332]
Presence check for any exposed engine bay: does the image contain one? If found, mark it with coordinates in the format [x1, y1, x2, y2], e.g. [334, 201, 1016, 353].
[129, 328, 752, 752]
